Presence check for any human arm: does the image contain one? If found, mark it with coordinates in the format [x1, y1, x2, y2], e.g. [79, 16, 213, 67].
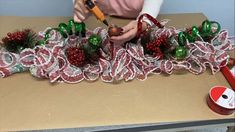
[111, 0, 164, 44]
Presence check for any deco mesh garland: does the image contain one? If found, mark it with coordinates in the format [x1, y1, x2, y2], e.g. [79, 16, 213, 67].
[0, 14, 234, 83]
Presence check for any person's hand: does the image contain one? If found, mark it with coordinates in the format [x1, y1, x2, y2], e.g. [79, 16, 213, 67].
[110, 20, 149, 44]
[73, 0, 93, 22]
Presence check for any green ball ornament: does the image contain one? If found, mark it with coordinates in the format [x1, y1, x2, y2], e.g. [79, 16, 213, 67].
[174, 46, 188, 60]
[88, 34, 102, 50]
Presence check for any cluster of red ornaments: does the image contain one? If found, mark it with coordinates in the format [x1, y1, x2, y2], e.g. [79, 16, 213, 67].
[1, 29, 37, 53]
[2, 30, 28, 43]
[66, 47, 86, 67]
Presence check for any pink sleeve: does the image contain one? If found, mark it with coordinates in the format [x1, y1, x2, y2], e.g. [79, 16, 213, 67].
[97, 0, 144, 18]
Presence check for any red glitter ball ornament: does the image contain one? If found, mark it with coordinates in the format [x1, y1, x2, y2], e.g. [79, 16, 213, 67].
[66, 47, 86, 67]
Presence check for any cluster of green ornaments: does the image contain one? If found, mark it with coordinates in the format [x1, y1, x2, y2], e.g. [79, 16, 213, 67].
[174, 20, 221, 60]
[42, 19, 102, 53]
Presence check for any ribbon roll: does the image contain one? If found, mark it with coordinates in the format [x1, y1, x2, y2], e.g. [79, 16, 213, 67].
[207, 86, 235, 115]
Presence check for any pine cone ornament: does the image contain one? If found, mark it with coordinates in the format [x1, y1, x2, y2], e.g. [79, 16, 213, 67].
[66, 47, 86, 67]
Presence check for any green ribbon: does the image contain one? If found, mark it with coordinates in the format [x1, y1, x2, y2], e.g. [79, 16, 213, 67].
[200, 20, 221, 37]
[178, 32, 187, 47]
[58, 20, 86, 38]
[178, 20, 221, 46]
[40, 20, 86, 45]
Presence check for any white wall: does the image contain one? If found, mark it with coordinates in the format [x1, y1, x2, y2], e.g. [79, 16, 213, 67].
[161, 0, 234, 35]
[0, 0, 234, 35]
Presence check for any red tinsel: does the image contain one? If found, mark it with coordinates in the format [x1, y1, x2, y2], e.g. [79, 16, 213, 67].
[145, 35, 170, 58]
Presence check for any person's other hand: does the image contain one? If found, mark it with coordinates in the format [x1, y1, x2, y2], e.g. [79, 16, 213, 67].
[111, 21, 149, 44]
[73, 0, 93, 22]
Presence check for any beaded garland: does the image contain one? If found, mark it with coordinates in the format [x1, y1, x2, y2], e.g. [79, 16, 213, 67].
[0, 13, 234, 83]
